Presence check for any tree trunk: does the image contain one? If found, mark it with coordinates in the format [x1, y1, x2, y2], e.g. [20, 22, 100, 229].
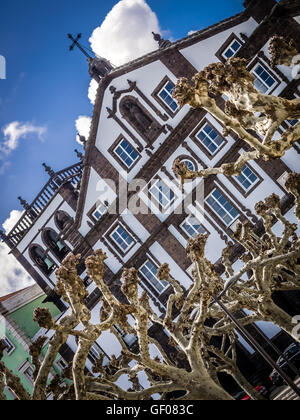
[261, 300, 300, 343]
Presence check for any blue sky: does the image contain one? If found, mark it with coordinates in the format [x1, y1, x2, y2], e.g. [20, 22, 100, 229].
[0, 0, 245, 229]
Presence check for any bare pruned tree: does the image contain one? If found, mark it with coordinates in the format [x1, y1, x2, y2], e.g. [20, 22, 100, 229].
[172, 36, 300, 185]
[0, 174, 299, 400]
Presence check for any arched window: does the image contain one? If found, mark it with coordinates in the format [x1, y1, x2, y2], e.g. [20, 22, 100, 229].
[54, 211, 72, 231]
[177, 156, 197, 173]
[182, 159, 196, 172]
[29, 245, 55, 276]
[42, 228, 69, 261]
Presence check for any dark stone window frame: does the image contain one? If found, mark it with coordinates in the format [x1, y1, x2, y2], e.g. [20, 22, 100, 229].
[226, 158, 264, 198]
[215, 32, 244, 63]
[104, 219, 138, 258]
[151, 75, 180, 118]
[119, 95, 165, 146]
[190, 117, 228, 160]
[247, 57, 281, 95]
[108, 134, 142, 173]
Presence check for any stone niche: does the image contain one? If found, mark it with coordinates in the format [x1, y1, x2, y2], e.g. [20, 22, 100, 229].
[119, 95, 164, 145]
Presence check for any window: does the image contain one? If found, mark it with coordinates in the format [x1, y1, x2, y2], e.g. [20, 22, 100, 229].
[149, 179, 175, 209]
[235, 165, 259, 191]
[140, 260, 168, 294]
[206, 189, 239, 226]
[252, 64, 276, 93]
[88, 343, 109, 366]
[56, 357, 68, 371]
[196, 123, 225, 155]
[19, 361, 35, 384]
[286, 119, 299, 127]
[181, 215, 206, 238]
[222, 39, 242, 59]
[158, 81, 178, 112]
[114, 325, 136, 346]
[110, 225, 135, 253]
[1, 336, 15, 355]
[182, 159, 195, 172]
[114, 138, 139, 169]
[93, 202, 107, 221]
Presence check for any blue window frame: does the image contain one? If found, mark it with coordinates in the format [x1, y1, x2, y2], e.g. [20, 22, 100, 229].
[222, 39, 242, 59]
[206, 189, 239, 226]
[114, 138, 139, 169]
[235, 165, 259, 191]
[140, 260, 168, 294]
[196, 123, 225, 155]
[253, 64, 276, 93]
[110, 225, 135, 252]
[181, 215, 206, 238]
[158, 81, 179, 112]
[149, 179, 175, 209]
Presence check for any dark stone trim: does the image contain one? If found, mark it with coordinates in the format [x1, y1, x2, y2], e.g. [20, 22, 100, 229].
[159, 47, 198, 80]
[58, 183, 78, 212]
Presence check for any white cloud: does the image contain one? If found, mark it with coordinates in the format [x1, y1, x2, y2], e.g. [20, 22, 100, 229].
[0, 210, 34, 297]
[188, 30, 198, 36]
[88, 79, 98, 105]
[75, 116, 92, 144]
[3, 209, 24, 234]
[89, 0, 160, 67]
[1, 121, 46, 155]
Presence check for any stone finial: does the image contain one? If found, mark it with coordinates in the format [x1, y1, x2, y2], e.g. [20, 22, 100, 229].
[0, 229, 7, 241]
[18, 196, 31, 211]
[76, 133, 87, 148]
[152, 32, 172, 49]
[42, 163, 55, 178]
[74, 149, 84, 161]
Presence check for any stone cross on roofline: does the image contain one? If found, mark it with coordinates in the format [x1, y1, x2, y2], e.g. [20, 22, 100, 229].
[68, 33, 114, 83]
